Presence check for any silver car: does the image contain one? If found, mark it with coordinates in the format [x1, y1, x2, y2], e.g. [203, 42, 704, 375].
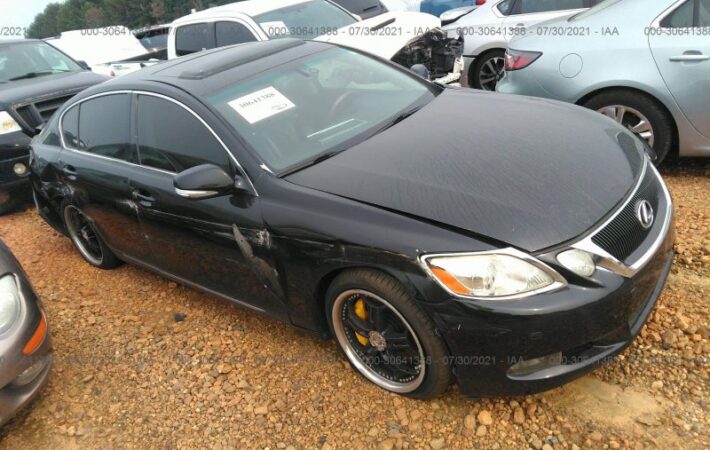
[497, 0, 710, 163]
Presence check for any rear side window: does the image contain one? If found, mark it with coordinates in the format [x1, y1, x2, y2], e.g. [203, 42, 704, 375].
[61, 105, 79, 148]
[77, 94, 136, 163]
[136, 95, 231, 173]
[497, 0, 516, 15]
[517, 0, 585, 14]
[700, 0, 710, 26]
[175, 23, 214, 56]
[216, 21, 258, 47]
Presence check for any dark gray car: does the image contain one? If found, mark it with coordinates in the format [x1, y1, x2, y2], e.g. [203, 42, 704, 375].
[0, 240, 51, 427]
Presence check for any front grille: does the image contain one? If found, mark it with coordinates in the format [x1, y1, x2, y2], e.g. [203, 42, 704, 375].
[591, 166, 661, 262]
[13, 92, 79, 131]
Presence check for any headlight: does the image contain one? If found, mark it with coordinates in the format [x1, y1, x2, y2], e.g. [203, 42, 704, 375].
[0, 111, 22, 135]
[0, 274, 21, 334]
[557, 249, 596, 277]
[422, 249, 565, 299]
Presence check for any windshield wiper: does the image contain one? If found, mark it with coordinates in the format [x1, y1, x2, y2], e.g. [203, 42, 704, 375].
[370, 104, 425, 137]
[8, 70, 71, 81]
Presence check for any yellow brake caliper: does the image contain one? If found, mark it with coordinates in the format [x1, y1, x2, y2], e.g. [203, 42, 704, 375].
[354, 299, 369, 346]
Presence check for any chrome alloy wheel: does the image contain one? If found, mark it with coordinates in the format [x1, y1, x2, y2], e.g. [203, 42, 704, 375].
[332, 289, 426, 393]
[64, 205, 104, 266]
[598, 105, 655, 148]
[478, 56, 505, 91]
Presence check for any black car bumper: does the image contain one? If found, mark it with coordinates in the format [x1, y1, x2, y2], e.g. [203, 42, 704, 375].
[1, 131, 32, 193]
[425, 225, 674, 397]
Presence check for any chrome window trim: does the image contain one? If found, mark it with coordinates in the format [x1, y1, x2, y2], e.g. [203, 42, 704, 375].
[652, 0, 691, 28]
[570, 159, 673, 278]
[419, 247, 567, 301]
[57, 89, 258, 196]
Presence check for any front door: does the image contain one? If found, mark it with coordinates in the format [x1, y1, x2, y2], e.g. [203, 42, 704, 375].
[129, 93, 286, 318]
[649, 0, 710, 138]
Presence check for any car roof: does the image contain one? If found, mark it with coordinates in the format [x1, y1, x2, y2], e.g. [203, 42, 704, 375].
[172, 0, 313, 25]
[98, 39, 333, 96]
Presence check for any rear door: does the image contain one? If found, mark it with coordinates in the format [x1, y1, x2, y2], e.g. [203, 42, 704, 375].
[649, 0, 710, 138]
[57, 93, 153, 261]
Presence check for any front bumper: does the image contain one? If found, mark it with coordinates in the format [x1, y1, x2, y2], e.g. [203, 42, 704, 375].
[425, 217, 674, 397]
[0, 352, 52, 427]
[0, 131, 32, 193]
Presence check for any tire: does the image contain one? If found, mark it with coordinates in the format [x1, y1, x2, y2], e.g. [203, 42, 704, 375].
[0, 192, 17, 216]
[61, 202, 122, 269]
[325, 269, 451, 399]
[582, 90, 675, 165]
[471, 49, 506, 91]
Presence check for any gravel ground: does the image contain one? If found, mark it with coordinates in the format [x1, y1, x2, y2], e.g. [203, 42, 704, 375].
[0, 160, 707, 450]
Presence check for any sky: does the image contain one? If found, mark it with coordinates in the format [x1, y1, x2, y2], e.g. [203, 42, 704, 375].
[1, 0, 60, 32]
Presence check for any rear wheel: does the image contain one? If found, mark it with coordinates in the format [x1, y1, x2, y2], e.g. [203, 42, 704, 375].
[471, 50, 506, 91]
[62, 203, 122, 269]
[583, 90, 675, 165]
[326, 269, 451, 399]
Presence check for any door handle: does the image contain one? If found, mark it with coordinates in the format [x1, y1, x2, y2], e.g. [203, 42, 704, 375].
[131, 189, 156, 204]
[61, 164, 77, 175]
[670, 52, 709, 62]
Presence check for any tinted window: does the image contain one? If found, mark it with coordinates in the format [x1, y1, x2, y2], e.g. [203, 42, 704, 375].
[136, 95, 231, 173]
[662, 0, 694, 27]
[61, 106, 79, 148]
[517, 0, 585, 14]
[215, 21, 258, 47]
[175, 23, 214, 56]
[78, 94, 136, 163]
[698, 0, 710, 26]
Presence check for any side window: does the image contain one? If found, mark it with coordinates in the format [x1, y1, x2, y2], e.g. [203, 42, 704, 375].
[697, 0, 710, 26]
[77, 94, 136, 163]
[497, 0, 516, 15]
[216, 21, 258, 47]
[61, 105, 79, 148]
[175, 23, 214, 56]
[517, 0, 585, 14]
[661, 0, 694, 28]
[136, 95, 231, 173]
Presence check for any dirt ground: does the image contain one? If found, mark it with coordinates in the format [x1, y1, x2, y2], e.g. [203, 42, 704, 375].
[0, 160, 707, 450]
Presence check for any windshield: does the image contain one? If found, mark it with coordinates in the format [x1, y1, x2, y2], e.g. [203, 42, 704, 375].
[255, 0, 358, 40]
[0, 41, 82, 83]
[136, 29, 169, 50]
[207, 47, 436, 173]
[570, 0, 623, 21]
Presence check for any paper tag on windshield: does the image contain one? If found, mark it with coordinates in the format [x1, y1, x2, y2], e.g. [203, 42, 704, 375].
[228, 87, 295, 124]
[260, 21, 289, 37]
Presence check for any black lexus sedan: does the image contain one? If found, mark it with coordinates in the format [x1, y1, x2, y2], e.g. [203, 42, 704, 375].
[30, 39, 674, 398]
[0, 240, 52, 426]
[0, 39, 107, 214]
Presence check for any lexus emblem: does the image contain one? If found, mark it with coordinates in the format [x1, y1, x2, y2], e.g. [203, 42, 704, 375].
[635, 200, 654, 230]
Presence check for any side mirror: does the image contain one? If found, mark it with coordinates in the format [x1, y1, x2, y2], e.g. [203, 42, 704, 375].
[77, 60, 91, 71]
[174, 164, 237, 200]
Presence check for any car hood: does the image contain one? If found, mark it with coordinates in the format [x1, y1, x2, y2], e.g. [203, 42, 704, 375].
[286, 89, 646, 252]
[0, 71, 108, 107]
[315, 12, 441, 59]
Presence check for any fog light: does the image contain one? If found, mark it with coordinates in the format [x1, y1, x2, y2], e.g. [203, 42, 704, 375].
[11, 357, 47, 387]
[13, 162, 27, 176]
[557, 249, 595, 277]
[508, 352, 563, 377]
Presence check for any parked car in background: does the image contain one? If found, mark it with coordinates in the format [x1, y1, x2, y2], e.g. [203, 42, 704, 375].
[0, 39, 107, 215]
[0, 240, 52, 427]
[442, 0, 602, 90]
[331, 0, 389, 18]
[168, 0, 464, 84]
[497, 0, 710, 164]
[31, 39, 673, 398]
[383, 0, 477, 17]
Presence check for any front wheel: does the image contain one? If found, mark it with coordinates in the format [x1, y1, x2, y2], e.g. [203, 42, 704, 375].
[326, 269, 451, 399]
[62, 203, 122, 269]
[583, 90, 675, 165]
